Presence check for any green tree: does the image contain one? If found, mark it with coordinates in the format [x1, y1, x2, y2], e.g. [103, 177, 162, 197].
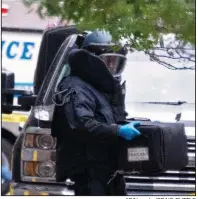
[23, 0, 195, 69]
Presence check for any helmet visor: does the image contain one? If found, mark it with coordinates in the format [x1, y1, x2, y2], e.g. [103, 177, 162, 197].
[99, 53, 126, 77]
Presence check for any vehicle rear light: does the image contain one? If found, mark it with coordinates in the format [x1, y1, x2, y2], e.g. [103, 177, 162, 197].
[24, 133, 56, 149]
[23, 161, 38, 176]
[24, 134, 35, 148]
[21, 127, 57, 183]
[36, 134, 54, 149]
[36, 161, 55, 177]
[23, 161, 55, 178]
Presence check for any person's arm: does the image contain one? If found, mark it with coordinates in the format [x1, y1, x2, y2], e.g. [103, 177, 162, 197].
[64, 89, 119, 141]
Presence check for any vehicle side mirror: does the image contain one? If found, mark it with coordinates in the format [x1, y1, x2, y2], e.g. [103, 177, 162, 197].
[2, 70, 15, 114]
[2, 70, 37, 113]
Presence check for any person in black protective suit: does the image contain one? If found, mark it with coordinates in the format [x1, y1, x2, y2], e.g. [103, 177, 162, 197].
[51, 30, 141, 196]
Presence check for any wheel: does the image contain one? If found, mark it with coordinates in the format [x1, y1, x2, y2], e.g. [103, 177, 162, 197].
[2, 138, 13, 195]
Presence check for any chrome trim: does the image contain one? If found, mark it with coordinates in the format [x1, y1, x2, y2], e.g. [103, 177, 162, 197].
[10, 182, 74, 196]
[164, 170, 195, 174]
[125, 175, 195, 181]
[21, 176, 56, 183]
[185, 127, 195, 140]
[188, 147, 195, 150]
[126, 182, 195, 192]
[127, 191, 195, 196]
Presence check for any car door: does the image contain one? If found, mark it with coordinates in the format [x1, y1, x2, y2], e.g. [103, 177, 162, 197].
[34, 26, 79, 94]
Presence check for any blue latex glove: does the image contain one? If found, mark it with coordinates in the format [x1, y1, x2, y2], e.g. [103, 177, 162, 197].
[2, 166, 12, 182]
[118, 121, 141, 140]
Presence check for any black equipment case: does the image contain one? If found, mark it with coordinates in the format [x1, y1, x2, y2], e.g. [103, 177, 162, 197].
[118, 121, 188, 174]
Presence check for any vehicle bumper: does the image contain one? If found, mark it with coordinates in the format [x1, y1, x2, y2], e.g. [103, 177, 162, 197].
[10, 182, 75, 196]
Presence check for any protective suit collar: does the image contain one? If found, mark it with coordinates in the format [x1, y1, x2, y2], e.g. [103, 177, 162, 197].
[68, 49, 117, 94]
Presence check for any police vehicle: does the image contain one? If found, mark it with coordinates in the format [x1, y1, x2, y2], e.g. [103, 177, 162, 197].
[2, 28, 42, 195]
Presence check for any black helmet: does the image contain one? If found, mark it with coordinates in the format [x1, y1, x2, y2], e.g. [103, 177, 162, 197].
[81, 30, 127, 78]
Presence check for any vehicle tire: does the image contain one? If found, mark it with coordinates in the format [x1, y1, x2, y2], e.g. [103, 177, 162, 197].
[2, 138, 13, 196]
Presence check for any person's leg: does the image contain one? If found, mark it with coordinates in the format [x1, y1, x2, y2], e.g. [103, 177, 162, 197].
[73, 175, 89, 196]
[73, 171, 126, 196]
[87, 169, 108, 195]
[108, 173, 127, 196]
[115, 174, 127, 195]
[87, 179, 106, 195]
[87, 170, 127, 196]
[73, 173, 107, 196]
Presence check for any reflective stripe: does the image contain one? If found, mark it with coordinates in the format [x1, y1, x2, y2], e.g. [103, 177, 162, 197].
[32, 178, 36, 182]
[24, 191, 29, 196]
[2, 114, 28, 123]
[33, 150, 38, 161]
[41, 192, 49, 196]
[189, 192, 196, 196]
[9, 184, 14, 195]
[24, 191, 49, 196]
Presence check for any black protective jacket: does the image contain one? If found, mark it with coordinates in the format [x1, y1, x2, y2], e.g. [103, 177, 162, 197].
[51, 49, 126, 183]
